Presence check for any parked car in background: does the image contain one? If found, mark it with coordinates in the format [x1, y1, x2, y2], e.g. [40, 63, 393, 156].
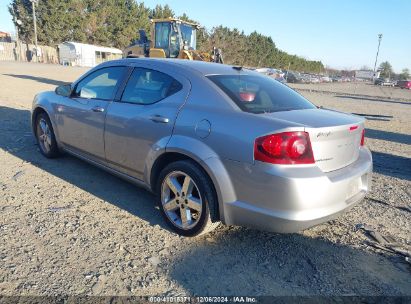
[310, 75, 320, 83]
[374, 78, 395, 86]
[396, 80, 411, 89]
[300, 74, 320, 84]
[300, 74, 311, 83]
[285, 71, 303, 83]
[32, 59, 372, 236]
[256, 68, 286, 84]
[275, 76, 287, 84]
[321, 76, 332, 83]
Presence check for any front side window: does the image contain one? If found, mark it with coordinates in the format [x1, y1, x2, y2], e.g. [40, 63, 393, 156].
[208, 74, 316, 114]
[74, 67, 125, 100]
[121, 68, 182, 105]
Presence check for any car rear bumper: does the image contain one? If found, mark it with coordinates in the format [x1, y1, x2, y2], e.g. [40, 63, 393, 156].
[222, 147, 372, 233]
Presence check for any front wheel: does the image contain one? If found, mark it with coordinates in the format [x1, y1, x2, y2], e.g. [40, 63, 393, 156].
[157, 160, 219, 237]
[35, 112, 60, 158]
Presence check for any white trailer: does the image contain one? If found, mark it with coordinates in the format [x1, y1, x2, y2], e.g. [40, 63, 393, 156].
[355, 70, 380, 80]
[58, 42, 122, 67]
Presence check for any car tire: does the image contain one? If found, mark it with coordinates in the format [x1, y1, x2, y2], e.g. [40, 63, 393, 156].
[156, 160, 220, 237]
[35, 112, 60, 158]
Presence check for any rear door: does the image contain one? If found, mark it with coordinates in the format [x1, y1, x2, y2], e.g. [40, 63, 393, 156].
[104, 64, 190, 180]
[56, 66, 126, 159]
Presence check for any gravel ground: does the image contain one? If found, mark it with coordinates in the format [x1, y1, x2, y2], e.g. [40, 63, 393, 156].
[0, 61, 410, 296]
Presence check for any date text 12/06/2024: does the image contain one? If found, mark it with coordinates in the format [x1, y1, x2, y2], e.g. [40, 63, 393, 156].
[148, 296, 257, 303]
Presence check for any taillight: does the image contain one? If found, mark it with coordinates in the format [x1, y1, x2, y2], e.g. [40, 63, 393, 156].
[360, 129, 365, 146]
[254, 131, 315, 164]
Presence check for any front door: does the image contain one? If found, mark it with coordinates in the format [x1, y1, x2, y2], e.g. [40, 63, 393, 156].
[56, 66, 126, 159]
[104, 66, 190, 180]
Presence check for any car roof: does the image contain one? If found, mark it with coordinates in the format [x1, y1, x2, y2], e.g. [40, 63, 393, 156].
[107, 58, 254, 76]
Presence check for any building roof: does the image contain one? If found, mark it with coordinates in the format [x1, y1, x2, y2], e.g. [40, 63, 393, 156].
[59, 41, 122, 54]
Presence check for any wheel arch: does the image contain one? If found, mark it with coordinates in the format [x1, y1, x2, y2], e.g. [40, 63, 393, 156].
[31, 106, 48, 133]
[31, 103, 61, 147]
[148, 139, 237, 224]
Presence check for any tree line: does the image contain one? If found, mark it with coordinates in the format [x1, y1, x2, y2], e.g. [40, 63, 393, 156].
[10, 0, 322, 72]
[378, 62, 409, 80]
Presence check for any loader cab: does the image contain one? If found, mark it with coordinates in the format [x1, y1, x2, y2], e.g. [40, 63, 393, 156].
[123, 18, 218, 62]
[153, 21, 180, 58]
[151, 19, 198, 59]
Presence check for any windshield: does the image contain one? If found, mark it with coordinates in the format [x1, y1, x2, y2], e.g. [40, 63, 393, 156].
[207, 74, 316, 114]
[180, 24, 197, 50]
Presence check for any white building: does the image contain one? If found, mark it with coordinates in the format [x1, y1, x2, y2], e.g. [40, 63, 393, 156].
[355, 70, 380, 80]
[58, 42, 122, 67]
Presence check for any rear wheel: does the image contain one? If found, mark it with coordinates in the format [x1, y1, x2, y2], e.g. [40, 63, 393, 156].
[157, 160, 219, 236]
[35, 112, 60, 158]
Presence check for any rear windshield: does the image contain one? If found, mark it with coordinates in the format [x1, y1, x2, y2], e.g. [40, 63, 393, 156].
[207, 74, 316, 113]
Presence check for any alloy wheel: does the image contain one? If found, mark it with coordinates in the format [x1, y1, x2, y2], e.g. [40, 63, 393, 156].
[161, 171, 203, 230]
[37, 118, 52, 154]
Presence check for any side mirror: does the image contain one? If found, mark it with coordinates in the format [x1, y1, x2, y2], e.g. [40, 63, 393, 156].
[55, 84, 72, 97]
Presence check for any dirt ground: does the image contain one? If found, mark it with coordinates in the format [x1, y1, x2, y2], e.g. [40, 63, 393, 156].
[0, 61, 410, 297]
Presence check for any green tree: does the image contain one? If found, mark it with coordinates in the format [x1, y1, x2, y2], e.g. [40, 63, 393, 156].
[8, 0, 34, 43]
[378, 61, 393, 78]
[8, 0, 150, 49]
[151, 4, 174, 19]
[399, 68, 410, 80]
[205, 25, 324, 71]
[35, 0, 83, 45]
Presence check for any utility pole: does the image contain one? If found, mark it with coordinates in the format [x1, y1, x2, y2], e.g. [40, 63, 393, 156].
[30, 0, 38, 62]
[373, 34, 383, 74]
[13, 14, 22, 61]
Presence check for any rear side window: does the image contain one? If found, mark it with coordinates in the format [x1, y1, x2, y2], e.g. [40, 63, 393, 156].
[121, 68, 182, 105]
[208, 74, 316, 113]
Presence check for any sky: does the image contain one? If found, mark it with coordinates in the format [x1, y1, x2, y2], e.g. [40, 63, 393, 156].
[1, 0, 410, 72]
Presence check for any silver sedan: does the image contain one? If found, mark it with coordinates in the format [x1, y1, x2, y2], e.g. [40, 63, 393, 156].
[32, 59, 372, 236]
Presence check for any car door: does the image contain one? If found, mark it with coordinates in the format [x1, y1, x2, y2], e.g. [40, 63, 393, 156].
[104, 65, 190, 180]
[56, 66, 127, 159]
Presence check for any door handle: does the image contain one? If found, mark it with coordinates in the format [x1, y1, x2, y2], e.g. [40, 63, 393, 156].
[91, 106, 105, 113]
[149, 115, 169, 123]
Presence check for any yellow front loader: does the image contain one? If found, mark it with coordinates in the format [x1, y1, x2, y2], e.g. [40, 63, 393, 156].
[124, 18, 223, 64]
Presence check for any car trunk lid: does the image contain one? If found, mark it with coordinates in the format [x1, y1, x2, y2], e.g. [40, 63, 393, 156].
[262, 108, 364, 172]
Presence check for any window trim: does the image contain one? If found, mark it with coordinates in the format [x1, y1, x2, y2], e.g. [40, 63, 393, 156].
[116, 67, 183, 106]
[71, 66, 128, 101]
